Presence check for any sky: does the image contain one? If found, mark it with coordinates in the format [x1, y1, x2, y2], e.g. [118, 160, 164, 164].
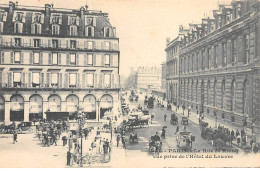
[2, 0, 232, 77]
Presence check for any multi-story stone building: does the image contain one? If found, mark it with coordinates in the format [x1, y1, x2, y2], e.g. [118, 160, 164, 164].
[167, 0, 260, 141]
[165, 37, 180, 105]
[133, 66, 162, 90]
[0, 2, 120, 122]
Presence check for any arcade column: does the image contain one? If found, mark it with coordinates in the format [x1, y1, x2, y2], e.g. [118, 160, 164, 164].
[42, 101, 48, 119]
[4, 101, 10, 123]
[24, 101, 29, 122]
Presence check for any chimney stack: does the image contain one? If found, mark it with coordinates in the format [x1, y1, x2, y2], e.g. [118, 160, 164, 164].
[9, 1, 15, 13]
[45, 4, 51, 17]
[80, 6, 85, 17]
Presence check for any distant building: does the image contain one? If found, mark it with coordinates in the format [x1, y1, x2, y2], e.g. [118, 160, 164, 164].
[132, 66, 161, 90]
[0, 1, 120, 122]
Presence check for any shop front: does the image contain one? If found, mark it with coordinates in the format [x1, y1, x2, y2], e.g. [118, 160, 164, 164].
[83, 95, 96, 120]
[100, 95, 113, 119]
[66, 94, 79, 119]
[10, 94, 24, 121]
[29, 94, 43, 121]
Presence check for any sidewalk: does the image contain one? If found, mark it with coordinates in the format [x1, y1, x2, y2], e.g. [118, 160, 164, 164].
[161, 100, 253, 152]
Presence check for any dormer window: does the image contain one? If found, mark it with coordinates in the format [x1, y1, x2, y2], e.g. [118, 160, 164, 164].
[85, 17, 96, 26]
[226, 11, 231, 24]
[0, 12, 7, 22]
[14, 22, 23, 33]
[15, 13, 24, 22]
[104, 27, 112, 37]
[237, 4, 242, 18]
[85, 26, 94, 37]
[31, 23, 42, 34]
[52, 24, 60, 35]
[50, 15, 62, 25]
[70, 25, 77, 36]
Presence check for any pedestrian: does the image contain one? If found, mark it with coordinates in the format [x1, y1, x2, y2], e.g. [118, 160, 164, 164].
[231, 130, 235, 141]
[237, 135, 241, 146]
[121, 136, 126, 148]
[116, 134, 120, 147]
[62, 136, 67, 146]
[236, 129, 240, 139]
[13, 132, 17, 144]
[67, 149, 72, 166]
[175, 125, 179, 134]
[164, 114, 167, 121]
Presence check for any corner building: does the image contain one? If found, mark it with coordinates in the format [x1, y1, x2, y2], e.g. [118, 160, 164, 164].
[167, 0, 260, 141]
[0, 2, 120, 122]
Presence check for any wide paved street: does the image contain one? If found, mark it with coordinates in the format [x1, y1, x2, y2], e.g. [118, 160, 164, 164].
[121, 93, 237, 159]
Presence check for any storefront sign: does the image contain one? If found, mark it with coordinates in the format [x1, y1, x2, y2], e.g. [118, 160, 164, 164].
[11, 102, 23, 111]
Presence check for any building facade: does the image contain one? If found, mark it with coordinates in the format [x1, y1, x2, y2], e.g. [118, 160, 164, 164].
[161, 62, 167, 90]
[166, 0, 260, 141]
[165, 37, 180, 105]
[0, 2, 120, 122]
[133, 66, 162, 90]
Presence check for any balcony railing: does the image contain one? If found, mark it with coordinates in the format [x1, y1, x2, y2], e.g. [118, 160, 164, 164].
[0, 42, 119, 51]
[0, 83, 120, 89]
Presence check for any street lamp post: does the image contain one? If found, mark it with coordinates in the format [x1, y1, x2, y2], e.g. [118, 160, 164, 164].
[214, 110, 217, 128]
[96, 99, 100, 122]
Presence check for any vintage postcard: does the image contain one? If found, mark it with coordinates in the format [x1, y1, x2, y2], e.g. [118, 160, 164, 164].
[0, 0, 259, 168]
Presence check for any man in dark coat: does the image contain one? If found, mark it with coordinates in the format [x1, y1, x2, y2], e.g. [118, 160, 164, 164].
[116, 134, 120, 147]
[67, 150, 71, 166]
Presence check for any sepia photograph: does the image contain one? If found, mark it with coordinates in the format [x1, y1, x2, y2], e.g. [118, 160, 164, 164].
[0, 0, 259, 168]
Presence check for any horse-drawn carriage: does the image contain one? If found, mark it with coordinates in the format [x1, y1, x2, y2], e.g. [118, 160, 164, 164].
[200, 120, 208, 129]
[17, 121, 35, 133]
[0, 122, 16, 134]
[181, 117, 188, 125]
[176, 131, 194, 148]
[148, 136, 162, 152]
[129, 132, 138, 143]
[147, 97, 154, 108]
[170, 113, 178, 125]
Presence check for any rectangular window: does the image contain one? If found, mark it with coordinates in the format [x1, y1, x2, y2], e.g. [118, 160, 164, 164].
[86, 73, 94, 87]
[214, 46, 217, 68]
[15, 38, 21, 47]
[208, 48, 210, 70]
[70, 54, 76, 65]
[86, 17, 93, 25]
[69, 73, 77, 87]
[222, 42, 227, 66]
[52, 53, 58, 65]
[104, 74, 111, 88]
[88, 27, 93, 37]
[88, 41, 93, 49]
[14, 52, 21, 63]
[244, 34, 249, 64]
[105, 28, 110, 37]
[0, 22, 3, 33]
[52, 39, 58, 48]
[33, 52, 40, 64]
[87, 54, 93, 65]
[14, 22, 23, 33]
[32, 72, 40, 86]
[34, 39, 40, 48]
[232, 39, 237, 65]
[70, 26, 77, 36]
[105, 55, 110, 66]
[51, 73, 58, 86]
[202, 50, 205, 70]
[70, 40, 76, 49]
[13, 72, 21, 83]
[52, 25, 60, 35]
[104, 42, 110, 50]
